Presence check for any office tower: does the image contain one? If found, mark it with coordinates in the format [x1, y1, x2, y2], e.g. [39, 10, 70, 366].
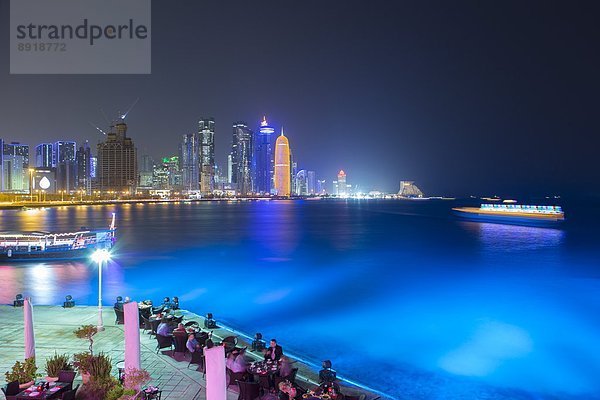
[53, 141, 76, 192]
[231, 122, 254, 195]
[274, 127, 291, 196]
[75, 141, 92, 194]
[138, 154, 154, 189]
[295, 170, 308, 195]
[180, 133, 200, 191]
[90, 157, 97, 179]
[307, 170, 316, 195]
[337, 170, 347, 197]
[96, 119, 137, 193]
[199, 118, 215, 195]
[152, 163, 169, 190]
[317, 179, 326, 195]
[254, 116, 275, 194]
[1, 140, 29, 192]
[35, 143, 53, 168]
[227, 153, 233, 184]
[163, 156, 181, 189]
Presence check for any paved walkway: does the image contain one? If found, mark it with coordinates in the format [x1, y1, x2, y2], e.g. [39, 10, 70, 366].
[0, 305, 377, 400]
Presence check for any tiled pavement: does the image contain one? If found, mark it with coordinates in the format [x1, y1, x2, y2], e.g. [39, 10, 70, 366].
[0, 305, 238, 399]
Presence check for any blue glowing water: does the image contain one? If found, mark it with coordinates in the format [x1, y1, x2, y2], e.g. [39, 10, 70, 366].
[1, 200, 599, 399]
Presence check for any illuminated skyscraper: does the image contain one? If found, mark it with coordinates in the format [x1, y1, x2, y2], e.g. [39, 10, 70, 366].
[307, 170, 316, 195]
[53, 141, 76, 192]
[274, 127, 291, 196]
[75, 141, 92, 193]
[180, 133, 200, 191]
[254, 116, 275, 194]
[1, 140, 29, 192]
[231, 122, 253, 195]
[96, 119, 137, 192]
[337, 170, 347, 197]
[199, 118, 215, 195]
[35, 143, 53, 168]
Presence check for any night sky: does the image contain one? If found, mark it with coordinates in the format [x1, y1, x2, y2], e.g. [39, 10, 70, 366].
[0, 1, 598, 197]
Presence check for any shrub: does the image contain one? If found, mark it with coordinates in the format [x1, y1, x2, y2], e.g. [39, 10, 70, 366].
[5, 357, 38, 384]
[87, 352, 112, 381]
[45, 352, 73, 377]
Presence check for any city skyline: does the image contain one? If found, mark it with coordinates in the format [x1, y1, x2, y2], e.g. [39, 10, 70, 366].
[0, 1, 598, 197]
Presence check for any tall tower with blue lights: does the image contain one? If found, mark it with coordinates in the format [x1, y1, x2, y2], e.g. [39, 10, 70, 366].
[254, 116, 275, 194]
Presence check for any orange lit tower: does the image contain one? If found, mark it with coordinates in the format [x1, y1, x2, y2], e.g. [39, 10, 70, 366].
[274, 127, 291, 196]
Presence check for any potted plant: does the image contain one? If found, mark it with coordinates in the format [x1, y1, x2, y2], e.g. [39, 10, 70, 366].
[44, 352, 73, 382]
[77, 353, 117, 400]
[74, 324, 98, 355]
[73, 352, 93, 384]
[5, 357, 38, 389]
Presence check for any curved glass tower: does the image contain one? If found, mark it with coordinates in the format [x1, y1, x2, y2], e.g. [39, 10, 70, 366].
[274, 127, 291, 196]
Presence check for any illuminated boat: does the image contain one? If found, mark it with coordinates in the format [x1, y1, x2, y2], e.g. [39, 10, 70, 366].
[452, 204, 564, 226]
[0, 214, 116, 261]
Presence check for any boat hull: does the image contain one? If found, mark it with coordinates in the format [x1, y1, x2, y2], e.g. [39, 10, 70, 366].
[453, 208, 564, 227]
[0, 243, 113, 262]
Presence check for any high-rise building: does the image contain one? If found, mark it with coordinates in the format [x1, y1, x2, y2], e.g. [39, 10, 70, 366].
[337, 170, 347, 197]
[163, 156, 182, 189]
[53, 141, 76, 192]
[75, 141, 92, 193]
[317, 179, 326, 195]
[138, 154, 155, 189]
[35, 143, 53, 168]
[1, 140, 29, 192]
[199, 118, 215, 195]
[307, 170, 316, 195]
[254, 116, 275, 194]
[274, 127, 291, 196]
[180, 133, 200, 191]
[96, 119, 137, 193]
[231, 122, 254, 195]
[295, 169, 308, 195]
[90, 157, 97, 179]
[227, 153, 233, 185]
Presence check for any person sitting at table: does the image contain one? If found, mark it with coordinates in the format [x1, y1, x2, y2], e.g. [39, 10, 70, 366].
[319, 360, 337, 384]
[156, 318, 173, 336]
[163, 296, 173, 309]
[279, 355, 293, 378]
[186, 333, 202, 353]
[173, 323, 186, 335]
[172, 296, 180, 310]
[114, 296, 124, 311]
[264, 338, 283, 361]
[231, 349, 248, 373]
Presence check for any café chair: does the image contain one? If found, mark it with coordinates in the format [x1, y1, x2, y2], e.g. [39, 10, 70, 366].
[173, 333, 188, 355]
[1, 380, 19, 400]
[58, 370, 77, 391]
[114, 308, 125, 324]
[155, 334, 173, 354]
[188, 350, 205, 376]
[237, 380, 260, 400]
[61, 385, 79, 400]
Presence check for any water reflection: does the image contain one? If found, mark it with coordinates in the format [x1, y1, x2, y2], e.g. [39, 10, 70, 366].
[461, 221, 565, 252]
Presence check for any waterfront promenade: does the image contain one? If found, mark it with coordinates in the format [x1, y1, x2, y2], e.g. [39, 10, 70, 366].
[0, 305, 376, 400]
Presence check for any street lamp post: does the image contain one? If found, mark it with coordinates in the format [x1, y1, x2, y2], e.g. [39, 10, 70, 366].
[91, 249, 111, 332]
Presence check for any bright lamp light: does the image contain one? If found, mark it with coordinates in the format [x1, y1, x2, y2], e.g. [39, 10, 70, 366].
[92, 249, 111, 263]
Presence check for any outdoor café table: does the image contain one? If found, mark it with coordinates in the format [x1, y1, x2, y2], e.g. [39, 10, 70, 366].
[248, 359, 281, 376]
[16, 382, 69, 399]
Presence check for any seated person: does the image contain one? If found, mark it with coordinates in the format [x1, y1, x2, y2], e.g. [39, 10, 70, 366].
[186, 333, 202, 353]
[279, 355, 293, 378]
[264, 338, 283, 361]
[318, 360, 337, 384]
[230, 349, 248, 373]
[114, 296, 124, 311]
[172, 296, 180, 310]
[163, 296, 173, 309]
[156, 318, 174, 336]
[173, 323, 187, 335]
